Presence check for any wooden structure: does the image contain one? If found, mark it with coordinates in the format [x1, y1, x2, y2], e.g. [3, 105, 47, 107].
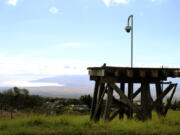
[88, 65, 180, 121]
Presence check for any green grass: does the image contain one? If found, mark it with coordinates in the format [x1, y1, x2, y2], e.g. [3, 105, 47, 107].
[0, 110, 180, 135]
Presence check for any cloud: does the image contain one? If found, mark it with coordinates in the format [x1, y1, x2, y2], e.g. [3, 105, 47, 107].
[1, 81, 63, 87]
[0, 53, 100, 77]
[102, 0, 128, 7]
[7, 0, 18, 6]
[49, 7, 59, 14]
[102, 0, 111, 7]
[112, 0, 128, 4]
[63, 42, 81, 47]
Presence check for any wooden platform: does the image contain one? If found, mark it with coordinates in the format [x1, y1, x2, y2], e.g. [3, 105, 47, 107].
[87, 66, 180, 121]
[88, 66, 180, 82]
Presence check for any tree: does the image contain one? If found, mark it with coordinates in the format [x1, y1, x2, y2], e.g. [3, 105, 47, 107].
[79, 94, 92, 109]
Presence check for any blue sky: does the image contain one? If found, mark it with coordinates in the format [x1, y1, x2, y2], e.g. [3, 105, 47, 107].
[0, 0, 180, 85]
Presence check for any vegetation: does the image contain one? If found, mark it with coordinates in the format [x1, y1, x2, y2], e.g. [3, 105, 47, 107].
[0, 110, 179, 135]
[0, 88, 180, 135]
[0, 87, 92, 117]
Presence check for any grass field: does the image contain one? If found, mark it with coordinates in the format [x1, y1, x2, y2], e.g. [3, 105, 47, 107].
[0, 110, 180, 135]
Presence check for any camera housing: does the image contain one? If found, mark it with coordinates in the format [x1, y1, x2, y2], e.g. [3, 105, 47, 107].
[125, 26, 131, 33]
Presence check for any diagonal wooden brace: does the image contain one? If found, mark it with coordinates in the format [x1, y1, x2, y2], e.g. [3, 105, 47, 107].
[132, 86, 142, 99]
[153, 83, 176, 108]
[109, 83, 143, 119]
[163, 83, 177, 116]
[93, 84, 107, 121]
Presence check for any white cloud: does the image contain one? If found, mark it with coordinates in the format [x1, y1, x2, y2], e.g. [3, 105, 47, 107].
[103, 0, 128, 7]
[1, 81, 63, 87]
[49, 7, 59, 14]
[0, 53, 100, 76]
[63, 42, 81, 47]
[102, 0, 111, 7]
[112, 0, 128, 4]
[7, 0, 18, 6]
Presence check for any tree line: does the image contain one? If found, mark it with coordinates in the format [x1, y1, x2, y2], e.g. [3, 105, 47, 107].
[0, 87, 92, 113]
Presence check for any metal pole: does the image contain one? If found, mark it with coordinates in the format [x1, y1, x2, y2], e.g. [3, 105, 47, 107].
[131, 15, 133, 68]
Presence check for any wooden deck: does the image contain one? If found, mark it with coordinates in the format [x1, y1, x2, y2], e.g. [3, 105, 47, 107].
[88, 66, 180, 83]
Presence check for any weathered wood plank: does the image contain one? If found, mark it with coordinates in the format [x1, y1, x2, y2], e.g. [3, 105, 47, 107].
[119, 82, 125, 119]
[88, 67, 180, 78]
[141, 83, 153, 120]
[128, 83, 133, 119]
[103, 85, 113, 121]
[151, 70, 158, 78]
[163, 84, 177, 116]
[127, 70, 133, 78]
[139, 70, 146, 78]
[132, 86, 141, 99]
[155, 83, 164, 115]
[90, 79, 100, 120]
[93, 83, 106, 121]
[88, 69, 105, 76]
[110, 109, 120, 121]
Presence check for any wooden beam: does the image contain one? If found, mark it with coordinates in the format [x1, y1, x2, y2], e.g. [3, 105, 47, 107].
[128, 83, 133, 119]
[90, 79, 100, 120]
[141, 82, 153, 120]
[119, 82, 125, 119]
[163, 84, 177, 116]
[103, 85, 113, 121]
[110, 109, 120, 121]
[93, 83, 106, 121]
[155, 83, 164, 115]
[153, 84, 176, 108]
[88, 69, 105, 76]
[127, 70, 133, 78]
[109, 83, 142, 116]
[132, 86, 142, 99]
[120, 83, 125, 93]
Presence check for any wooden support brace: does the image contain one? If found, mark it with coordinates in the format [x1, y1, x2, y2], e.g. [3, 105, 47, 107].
[110, 109, 121, 121]
[109, 83, 143, 119]
[119, 82, 125, 119]
[132, 86, 142, 99]
[90, 79, 100, 120]
[141, 82, 153, 120]
[128, 83, 133, 119]
[103, 85, 113, 121]
[93, 83, 105, 121]
[153, 84, 176, 108]
[163, 84, 177, 116]
[155, 83, 164, 115]
[93, 83, 106, 121]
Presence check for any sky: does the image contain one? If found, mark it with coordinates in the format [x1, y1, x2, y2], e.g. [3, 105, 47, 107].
[0, 0, 180, 86]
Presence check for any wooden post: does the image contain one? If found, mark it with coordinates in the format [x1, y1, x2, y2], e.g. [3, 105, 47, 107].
[128, 83, 133, 119]
[119, 82, 125, 119]
[94, 83, 105, 121]
[155, 83, 164, 116]
[90, 79, 100, 120]
[141, 82, 152, 120]
[103, 84, 113, 121]
[163, 84, 177, 116]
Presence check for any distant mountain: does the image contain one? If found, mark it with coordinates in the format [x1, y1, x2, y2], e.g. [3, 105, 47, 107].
[28, 75, 94, 98]
[32, 75, 93, 88]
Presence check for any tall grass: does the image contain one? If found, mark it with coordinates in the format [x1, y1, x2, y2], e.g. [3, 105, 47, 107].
[0, 110, 180, 135]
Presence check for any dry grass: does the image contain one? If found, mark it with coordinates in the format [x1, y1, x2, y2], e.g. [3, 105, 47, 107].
[0, 110, 180, 135]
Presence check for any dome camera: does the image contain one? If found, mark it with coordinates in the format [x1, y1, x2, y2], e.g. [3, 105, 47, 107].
[125, 26, 131, 33]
